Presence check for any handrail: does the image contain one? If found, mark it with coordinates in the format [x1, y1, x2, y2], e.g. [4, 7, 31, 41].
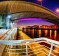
[33, 38, 59, 45]
[0, 28, 17, 40]
[1, 38, 59, 56]
[0, 38, 59, 45]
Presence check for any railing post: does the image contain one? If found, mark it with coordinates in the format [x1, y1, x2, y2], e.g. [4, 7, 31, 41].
[48, 43, 54, 56]
[10, 44, 13, 48]
[26, 42, 29, 56]
[7, 33, 10, 40]
[8, 45, 13, 56]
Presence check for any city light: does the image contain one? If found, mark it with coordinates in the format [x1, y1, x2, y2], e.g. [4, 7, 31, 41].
[6, 15, 12, 29]
[7, 15, 12, 19]
[37, 0, 42, 6]
[56, 8, 59, 13]
[37, 0, 42, 2]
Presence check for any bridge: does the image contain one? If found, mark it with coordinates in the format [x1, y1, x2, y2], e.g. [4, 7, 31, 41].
[0, 1, 59, 56]
[0, 1, 59, 29]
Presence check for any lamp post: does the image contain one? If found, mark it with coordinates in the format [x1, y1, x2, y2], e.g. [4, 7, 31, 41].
[6, 15, 12, 29]
[56, 8, 59, 13]
[37, 0, 42, 6]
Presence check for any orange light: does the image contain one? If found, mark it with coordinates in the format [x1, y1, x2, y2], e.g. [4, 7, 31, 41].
[56, 8, 59, 13]
[37, 0, 42, 2]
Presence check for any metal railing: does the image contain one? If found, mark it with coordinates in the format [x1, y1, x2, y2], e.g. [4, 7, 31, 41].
[0, 38, 59, 56]
[0, 28, 17, 40]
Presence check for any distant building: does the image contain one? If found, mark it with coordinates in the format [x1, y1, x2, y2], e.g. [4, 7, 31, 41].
[24, 25, 59, 29]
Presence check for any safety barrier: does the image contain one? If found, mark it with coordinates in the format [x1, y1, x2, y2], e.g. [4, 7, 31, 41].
[0, 28, 17, 40]
[0, 38, 59, 56]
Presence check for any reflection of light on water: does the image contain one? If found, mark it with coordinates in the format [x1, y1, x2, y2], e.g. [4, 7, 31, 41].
[50, 30, 52, 39]
[39, 30, 41, 37]
[31, 29, 34, 38]
[28, 29, 30, 34]
[32, 29, 34, 34]
[24, 29, 26, 33]
[54, 30, 57, 40]
[45, 30, 48, 37]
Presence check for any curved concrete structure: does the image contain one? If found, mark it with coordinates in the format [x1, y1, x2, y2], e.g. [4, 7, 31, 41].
[0, 1, 59, 25]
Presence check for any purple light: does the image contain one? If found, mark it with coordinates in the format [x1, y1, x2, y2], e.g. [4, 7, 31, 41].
[14, 18, 54, 27]
[20, 18, 41, 20]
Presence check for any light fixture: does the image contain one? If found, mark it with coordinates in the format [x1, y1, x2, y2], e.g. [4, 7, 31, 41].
[56, 8, 59, 13]
[7, 15, 12, 19]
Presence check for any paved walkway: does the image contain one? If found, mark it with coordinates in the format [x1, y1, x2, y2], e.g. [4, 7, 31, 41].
[19, 31, 50, 56]
[0, 43, 5, 56]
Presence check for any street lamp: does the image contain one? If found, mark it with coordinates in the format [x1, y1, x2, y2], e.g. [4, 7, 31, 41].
[7, 15, 12, 19]
[56, 8, 59, 13]
[37, 0, 42, 6]
[6, 15, 12, 29]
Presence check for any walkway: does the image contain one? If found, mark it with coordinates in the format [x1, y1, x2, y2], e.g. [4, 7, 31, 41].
[0, 44, 5, 56]
[19, 31, 50, 56]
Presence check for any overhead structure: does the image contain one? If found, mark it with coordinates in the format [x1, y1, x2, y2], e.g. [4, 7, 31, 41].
[0, 1, 59, 25]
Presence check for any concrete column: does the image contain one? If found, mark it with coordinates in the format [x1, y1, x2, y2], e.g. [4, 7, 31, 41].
[6, 17, 10, 29]
[0, 16, 2, 29]
[2, 15, 6, 29]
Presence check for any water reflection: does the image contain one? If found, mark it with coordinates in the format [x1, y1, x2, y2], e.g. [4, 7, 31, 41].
[38, 30, 41, 37]
[23, 29, 59, 41]
[50, 30, 52, 39]
[31, 29, 34, 38]
[44, 30, 48, 37]
[54, 30, 57, 40]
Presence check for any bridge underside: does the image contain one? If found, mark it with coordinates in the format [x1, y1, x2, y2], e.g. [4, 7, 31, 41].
[12, 11, 59, 25]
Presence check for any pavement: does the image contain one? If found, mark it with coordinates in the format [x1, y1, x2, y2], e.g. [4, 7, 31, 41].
[19, 31, 50, 56]
[1, 30, 59, 56]
[0, 43, 5, 56]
